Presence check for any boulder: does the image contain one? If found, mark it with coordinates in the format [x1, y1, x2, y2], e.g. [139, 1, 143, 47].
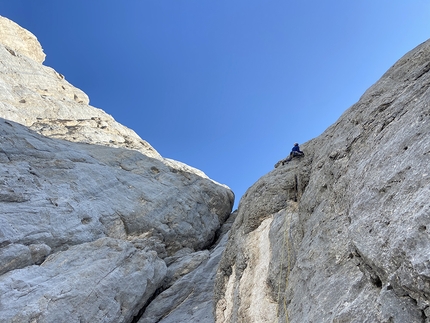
[0, 119, 233, 257]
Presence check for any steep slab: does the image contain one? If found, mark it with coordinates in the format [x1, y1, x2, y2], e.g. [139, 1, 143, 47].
[215, 39, 430, 322]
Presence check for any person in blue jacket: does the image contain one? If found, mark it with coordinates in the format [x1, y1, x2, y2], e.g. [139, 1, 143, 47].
[290, 143, 304, 157]
[277, 143, 304, 166]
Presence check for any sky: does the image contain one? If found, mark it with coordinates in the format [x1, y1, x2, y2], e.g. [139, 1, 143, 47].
[1, 1, 429, 209]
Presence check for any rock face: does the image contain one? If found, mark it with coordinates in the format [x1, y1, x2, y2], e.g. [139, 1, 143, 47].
[0, 237, 166, 323]
[0, 16, 234, 323]
[137, 211, 237, 323]
[0, 15, 160, 161]
[2, 14, 430, 323]
[0, 16, 45, 64]
[215, 39, 430, 322]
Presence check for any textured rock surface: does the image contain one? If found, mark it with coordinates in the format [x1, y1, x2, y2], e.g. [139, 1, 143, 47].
[0, 15, 161, 160]
[215, 39, 430, 322]
[0, 119, 233, 255]
[2, 14, 430, 323]
[0, 238, 166, 323]
[0, 17, 234, 323]
[0, 15, 45, 63]
[0, 115, 233, 322]
[138, 212, 236, 323]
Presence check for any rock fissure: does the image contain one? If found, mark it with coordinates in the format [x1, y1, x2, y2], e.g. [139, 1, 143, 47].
[131, 287, 164, 323]
[413, 62, 430, 81]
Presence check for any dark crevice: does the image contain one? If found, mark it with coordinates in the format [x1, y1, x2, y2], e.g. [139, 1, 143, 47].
[379, 116, 395, 132]
[294, 175, 298, 202]
[377, 102, 393, 113]
[131, 287, 164, 323]
[371, 275, 382, 288]
[351, 246, 384, 289]
[212, 211, 236, 248]
[130, 210, 235, 323]
[414, 62, 430, 80]
[422, 307, 428, 322]
[5, 47, 17, 57]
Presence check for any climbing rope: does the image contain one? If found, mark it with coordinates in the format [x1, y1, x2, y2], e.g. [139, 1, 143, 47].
[276, 209, 292, 323]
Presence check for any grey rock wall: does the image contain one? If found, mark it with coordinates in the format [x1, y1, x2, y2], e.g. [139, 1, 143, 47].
[215, 39, 430, 322]
[138, 212, 236, 323]
[0, 16, 234, 323]
[0, 237, 166, 323]
[0, 106, 233, 323]
[2, 13, 430, 323]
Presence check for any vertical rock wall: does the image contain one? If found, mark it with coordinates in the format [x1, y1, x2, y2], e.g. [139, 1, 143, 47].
[215, 39, 430, 322]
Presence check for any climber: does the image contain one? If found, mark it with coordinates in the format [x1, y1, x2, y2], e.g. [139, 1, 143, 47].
[274, 143, 305, 168]
[290, 142, 304, 158]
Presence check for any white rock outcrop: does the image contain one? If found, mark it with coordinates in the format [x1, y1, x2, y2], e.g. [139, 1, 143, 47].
[0, 15, 45, 63]
[0, 16, 234, 323]
[0, 15, 161, 161]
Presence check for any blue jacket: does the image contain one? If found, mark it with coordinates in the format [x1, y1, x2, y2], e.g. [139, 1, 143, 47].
[292, 145, 301, 153]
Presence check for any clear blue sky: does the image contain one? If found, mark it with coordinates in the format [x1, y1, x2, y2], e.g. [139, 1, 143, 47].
[1, 1, 429, 209]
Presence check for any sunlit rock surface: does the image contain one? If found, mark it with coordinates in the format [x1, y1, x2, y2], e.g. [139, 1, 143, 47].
[0, 15, 159, 160]
[2, 13, 430, 323]
[0, 16, 233, 323]
[215, 39, 430, 323]
[0, 15, 45, 64]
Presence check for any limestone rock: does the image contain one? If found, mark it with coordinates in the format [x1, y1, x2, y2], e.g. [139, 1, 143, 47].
[0, 16, 162, 160]
[0, 114, 233, 322]
[0, 16, 221, 181]
[0, 237, 166, 323]
[0, 117, 233, 257]
[215, 39, 430, 322]
[0, 17, 234, 323]
[0, 16, 45, 63]
[139, 212, 236, 323]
